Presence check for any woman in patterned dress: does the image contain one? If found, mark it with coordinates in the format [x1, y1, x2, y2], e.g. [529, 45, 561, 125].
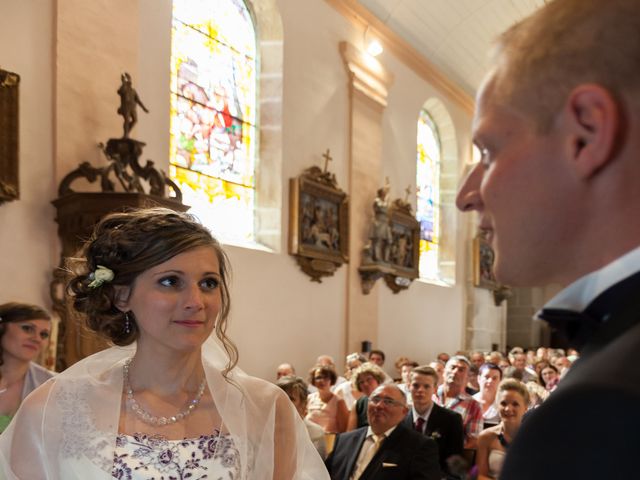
[0, 208, 328, 480]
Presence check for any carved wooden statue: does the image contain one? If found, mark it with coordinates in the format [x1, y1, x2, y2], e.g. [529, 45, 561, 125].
[117, 72, 149, 138]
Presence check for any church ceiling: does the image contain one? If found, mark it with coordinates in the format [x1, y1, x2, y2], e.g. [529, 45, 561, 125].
[357, 0, 547, 96]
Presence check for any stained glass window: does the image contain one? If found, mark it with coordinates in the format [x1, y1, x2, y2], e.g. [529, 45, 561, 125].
[416, 109, 441, 280]
[170, 0, 257, 244]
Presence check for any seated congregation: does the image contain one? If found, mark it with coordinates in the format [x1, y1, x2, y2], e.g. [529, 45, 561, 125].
[0, 282, 573, 480]
[277, 346, 576, 479]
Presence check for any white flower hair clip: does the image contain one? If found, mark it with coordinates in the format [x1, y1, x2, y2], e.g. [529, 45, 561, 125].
[88, 265, 115, 288]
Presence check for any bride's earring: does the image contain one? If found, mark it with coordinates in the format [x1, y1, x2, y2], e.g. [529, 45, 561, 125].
[124, 311, 132, 334]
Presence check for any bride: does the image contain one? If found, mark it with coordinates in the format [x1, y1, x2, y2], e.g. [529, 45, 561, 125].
[0, 208, 328, 479]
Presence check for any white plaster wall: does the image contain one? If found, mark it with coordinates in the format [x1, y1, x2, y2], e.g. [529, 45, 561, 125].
[0, 0, 56, 307]
[225, 245, 347, 380]
[138, 0, 172, 166]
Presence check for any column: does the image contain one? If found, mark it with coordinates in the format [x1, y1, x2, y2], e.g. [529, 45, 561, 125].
[339, 41, 393, 353]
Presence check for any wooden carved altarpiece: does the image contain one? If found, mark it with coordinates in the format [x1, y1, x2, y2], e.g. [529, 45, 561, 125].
[359, 185, 420, 294]
[289, 150, 349, 282]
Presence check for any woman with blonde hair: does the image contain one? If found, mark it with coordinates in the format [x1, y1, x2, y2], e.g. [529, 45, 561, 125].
[0, 208, 327, 479]
[476, 379, 529, 479]
[346, 362, 386, 430]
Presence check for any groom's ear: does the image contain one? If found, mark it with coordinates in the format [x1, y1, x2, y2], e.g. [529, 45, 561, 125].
[562, 83, 620, 179]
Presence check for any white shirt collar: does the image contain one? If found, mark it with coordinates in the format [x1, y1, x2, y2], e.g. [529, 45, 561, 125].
[365, 424, 397, 439]
[411, 403, 433, 422]
[539, 245, 640, 314]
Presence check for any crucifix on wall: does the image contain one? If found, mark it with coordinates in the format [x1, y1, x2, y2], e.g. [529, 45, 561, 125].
[322, 148, 333, 173]
[404, 185, 413, 203]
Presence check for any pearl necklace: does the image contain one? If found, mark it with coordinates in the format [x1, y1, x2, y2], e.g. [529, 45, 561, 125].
[123, 358, 207, 426]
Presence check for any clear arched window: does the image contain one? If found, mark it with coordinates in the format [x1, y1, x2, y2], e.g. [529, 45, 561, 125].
[170, 0, 257, 244]
[416, 109, 441, 281]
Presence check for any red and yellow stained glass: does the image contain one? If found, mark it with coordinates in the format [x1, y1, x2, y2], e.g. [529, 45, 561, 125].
[170, 0, 257, 243]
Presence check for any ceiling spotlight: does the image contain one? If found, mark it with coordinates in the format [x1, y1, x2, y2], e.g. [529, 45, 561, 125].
[366, 39, 383, 57]
[364, 26, 383, 57]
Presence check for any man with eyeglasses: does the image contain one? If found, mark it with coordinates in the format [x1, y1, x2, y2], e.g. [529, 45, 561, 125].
[325, 384, 441, 479]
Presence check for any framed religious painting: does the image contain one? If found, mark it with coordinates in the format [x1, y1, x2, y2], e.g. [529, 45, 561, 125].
[0, 68, 20, 205]
[289, 165, 349, 282]
[473, 232, 497, 289]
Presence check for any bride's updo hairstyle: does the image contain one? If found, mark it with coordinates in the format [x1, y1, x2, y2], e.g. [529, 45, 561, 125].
[68, 207, 238, 373]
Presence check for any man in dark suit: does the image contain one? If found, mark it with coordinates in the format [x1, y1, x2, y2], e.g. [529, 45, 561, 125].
[403, 366, 464, 477]
[456, 0, 640, 477]
[325, 384, 441, 480]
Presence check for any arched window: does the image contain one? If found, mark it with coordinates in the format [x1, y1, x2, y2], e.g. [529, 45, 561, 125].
[415, 98, 458, 286]
[170, 0, 257, 244]
[416, 108, 442, 281]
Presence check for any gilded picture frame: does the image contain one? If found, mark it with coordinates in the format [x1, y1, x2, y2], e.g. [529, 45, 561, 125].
[0, 68, 20, 205]
[289, 166, 349, 282]
[473, 233, 497, 289]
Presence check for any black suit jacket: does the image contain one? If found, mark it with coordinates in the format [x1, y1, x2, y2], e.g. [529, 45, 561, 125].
[501, 271, 640, 479]
[403, 403, 464, 474]
[325, 422, 442, 480]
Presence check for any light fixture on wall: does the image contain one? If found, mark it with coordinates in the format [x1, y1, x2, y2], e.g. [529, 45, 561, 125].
[364, 25, 383, 57]
[363, 0, 403, 57]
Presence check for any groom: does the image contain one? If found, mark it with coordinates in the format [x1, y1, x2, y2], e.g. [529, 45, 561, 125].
[456, 0, 640, 478]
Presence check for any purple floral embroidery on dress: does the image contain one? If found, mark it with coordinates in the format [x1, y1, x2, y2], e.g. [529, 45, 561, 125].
[112, 429, 240, 480]
[113, 453, 133, 480]
[197, 433, 240, 471]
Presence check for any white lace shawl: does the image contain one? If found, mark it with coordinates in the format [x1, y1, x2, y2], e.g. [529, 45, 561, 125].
[0, 339, 329, 480]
